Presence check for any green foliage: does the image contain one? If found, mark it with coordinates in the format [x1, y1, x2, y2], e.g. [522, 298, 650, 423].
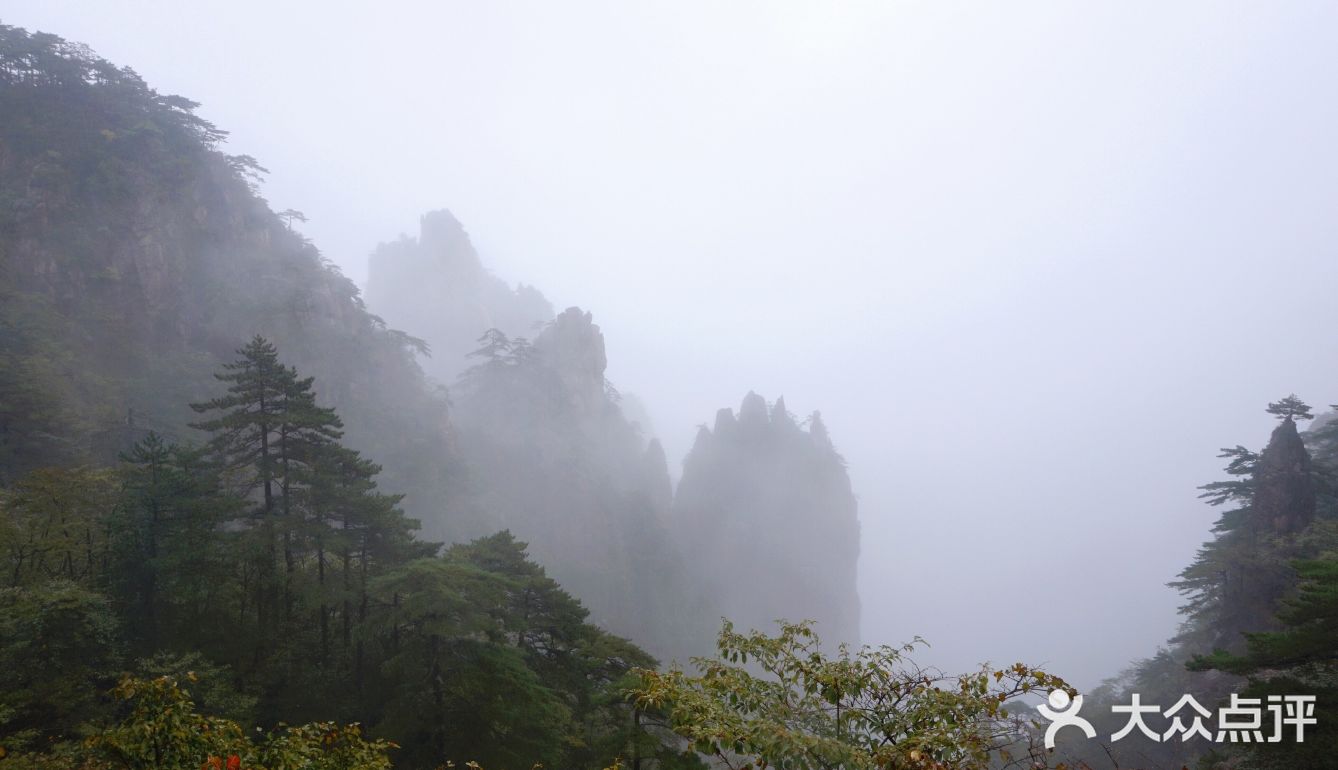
[92, 676, 249, 770]
[0, 341, 675, 768]
[1189, 553, 1338, 769]
[370, 533, 667, 769]
[634, 620, 1071, 770]
[112, 434, 240, 655]
[2, 467, 119, 588]
[0, 582, 120, 753]
[0, 292, 85, 479]
[133, 652, 257, 726]
[87, 675, 394, 770]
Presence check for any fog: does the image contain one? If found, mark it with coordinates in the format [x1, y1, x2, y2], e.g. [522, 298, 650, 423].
[13, 0, 1338, 688]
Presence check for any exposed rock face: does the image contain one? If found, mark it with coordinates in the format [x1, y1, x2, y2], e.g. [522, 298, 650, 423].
[365, 210, 553, 383]
[674, 393, 862, 647]
[1252, 417, 1316, 534]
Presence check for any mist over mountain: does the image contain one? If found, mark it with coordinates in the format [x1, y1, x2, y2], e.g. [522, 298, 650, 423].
[11, 10, 1338, 769]
[366, 209, 552, 383]
[674, 393, 861, 647]
[0, 24, 862, 672]
[445, 307, 705, 660]
[368, 227, 866, 659]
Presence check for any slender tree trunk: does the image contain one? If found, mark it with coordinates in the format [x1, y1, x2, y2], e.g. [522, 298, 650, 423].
[258, 403, 274, 659]
[341, 516, 352, 656]
[279, 424, 294, 624]
[144, 459, 160, 651]
[318, 523, 329, 667]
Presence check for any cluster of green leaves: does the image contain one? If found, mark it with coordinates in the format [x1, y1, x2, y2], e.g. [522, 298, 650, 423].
[634, 620, 1071, 770]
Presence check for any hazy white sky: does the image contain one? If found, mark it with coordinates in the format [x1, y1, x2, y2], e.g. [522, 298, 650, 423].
[9, 1, 1338, 687]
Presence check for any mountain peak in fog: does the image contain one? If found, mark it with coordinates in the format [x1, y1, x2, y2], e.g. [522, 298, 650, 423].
[365, 209, 553, 383]
[676, 392, 861, 646]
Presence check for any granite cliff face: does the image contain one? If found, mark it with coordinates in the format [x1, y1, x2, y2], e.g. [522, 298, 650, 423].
[674, 393, 862, 646]
[365, 210, 552, 384]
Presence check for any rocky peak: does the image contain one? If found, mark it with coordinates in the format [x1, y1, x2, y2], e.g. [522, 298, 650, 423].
[418, 209, 483, 278]
[534, 307, 608, 412]
[738, 390, 769, 430]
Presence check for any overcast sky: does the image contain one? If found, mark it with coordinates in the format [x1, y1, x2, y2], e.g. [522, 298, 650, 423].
[9, 1, 1338, 687]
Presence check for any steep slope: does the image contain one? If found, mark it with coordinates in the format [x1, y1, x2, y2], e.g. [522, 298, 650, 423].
[674, 393, 862, 646]
[0, 26, 457, 523]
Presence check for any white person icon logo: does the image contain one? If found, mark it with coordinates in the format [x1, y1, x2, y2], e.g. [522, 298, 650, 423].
[1038, 690, 1097, 749]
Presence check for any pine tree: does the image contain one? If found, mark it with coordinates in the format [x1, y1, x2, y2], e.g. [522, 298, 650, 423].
[1267, 394, 1314, 422]
[189, 336, 342, 659]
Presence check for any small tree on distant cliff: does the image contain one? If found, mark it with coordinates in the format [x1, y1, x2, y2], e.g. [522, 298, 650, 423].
[277, 208, 307, 231]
